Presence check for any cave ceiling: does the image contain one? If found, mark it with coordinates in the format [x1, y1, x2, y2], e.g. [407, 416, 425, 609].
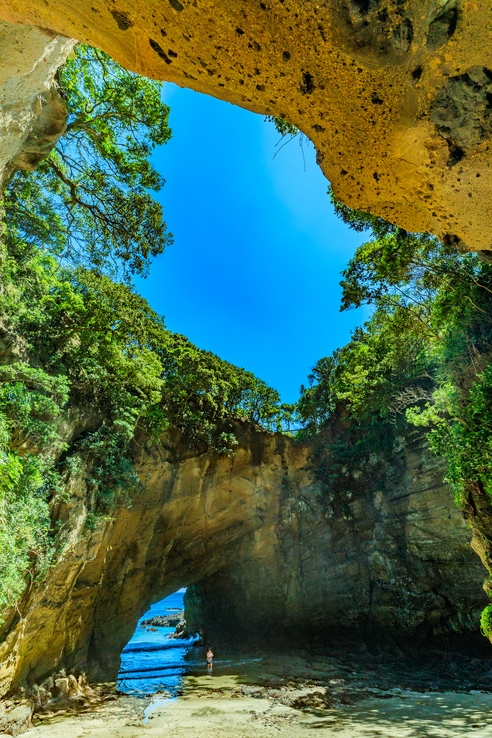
[0, 1, 492, 250]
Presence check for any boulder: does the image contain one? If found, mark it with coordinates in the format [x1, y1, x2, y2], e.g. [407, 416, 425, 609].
[0, 704, 32, 737]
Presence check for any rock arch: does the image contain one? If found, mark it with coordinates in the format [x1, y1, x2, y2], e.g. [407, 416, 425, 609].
[0, 425, 487, 694]
[1, 1, 492, 250]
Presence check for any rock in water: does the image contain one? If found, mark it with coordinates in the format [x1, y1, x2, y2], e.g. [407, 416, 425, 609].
[141, 613, 185, 629]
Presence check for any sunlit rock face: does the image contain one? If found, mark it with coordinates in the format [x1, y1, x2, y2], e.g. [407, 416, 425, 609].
[0, 426, 310, 694]
[1, 1, 492, 250]
[0, 20, 75, 185]
[0, 425, 487, 696]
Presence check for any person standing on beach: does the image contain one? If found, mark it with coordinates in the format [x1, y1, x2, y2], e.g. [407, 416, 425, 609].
[206, 648, 214, 674]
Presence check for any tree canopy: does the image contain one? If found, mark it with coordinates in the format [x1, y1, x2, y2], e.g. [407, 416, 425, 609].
[3, 45, 173, 281]
[299, 190, 492, 516]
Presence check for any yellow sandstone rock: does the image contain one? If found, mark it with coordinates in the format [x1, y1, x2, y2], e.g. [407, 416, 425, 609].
[0, 1, 491, 249]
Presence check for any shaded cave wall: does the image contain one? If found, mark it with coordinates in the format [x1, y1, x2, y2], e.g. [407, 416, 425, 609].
[186, 428, 489, 650]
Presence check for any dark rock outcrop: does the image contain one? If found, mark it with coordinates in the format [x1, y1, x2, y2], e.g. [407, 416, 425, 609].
[141, 613, 184, 629]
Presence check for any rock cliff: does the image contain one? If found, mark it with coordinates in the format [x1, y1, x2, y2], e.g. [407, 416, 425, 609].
[0, 426, 309, 694]
[0, 1, 491, 702]
[186, 428, 488, 648]
[0, 20, 74, 185]
[1, 2, 492, 251]
[0, 423, 487, 697]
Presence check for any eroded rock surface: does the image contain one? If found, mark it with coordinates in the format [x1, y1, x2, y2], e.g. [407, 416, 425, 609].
[0, 426, 310, 694]
[0, 21, 74, 185]
[0, 424, 487, 697]
[187, 428, 489, 647]
[1, 2, 492, 248]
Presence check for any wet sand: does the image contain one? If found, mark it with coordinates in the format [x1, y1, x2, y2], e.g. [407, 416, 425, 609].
[25, 671, 492, 738]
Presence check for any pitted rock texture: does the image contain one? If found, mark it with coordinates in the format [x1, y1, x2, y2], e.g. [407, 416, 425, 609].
[0, 425, 487, 697]
[1, 2, 492, 248]
[0, 21, 74, 185]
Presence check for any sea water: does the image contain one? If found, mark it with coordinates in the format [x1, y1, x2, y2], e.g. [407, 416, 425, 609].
[117, 589, 263, 701]
[117, 589, 199, 697]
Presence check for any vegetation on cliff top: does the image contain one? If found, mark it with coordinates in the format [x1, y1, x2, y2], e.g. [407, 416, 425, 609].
[298, 191, 492, 640]
[0, 47, 289, 616]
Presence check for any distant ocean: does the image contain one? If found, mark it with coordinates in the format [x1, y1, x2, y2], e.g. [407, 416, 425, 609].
[117, 589, 262, 698]
[117, 589, 199, 696]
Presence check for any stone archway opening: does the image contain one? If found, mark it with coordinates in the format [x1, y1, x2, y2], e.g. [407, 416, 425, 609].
[117, 588, 199, 698]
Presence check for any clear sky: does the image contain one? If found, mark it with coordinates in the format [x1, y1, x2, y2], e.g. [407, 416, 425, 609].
[135, 84, 368, 404]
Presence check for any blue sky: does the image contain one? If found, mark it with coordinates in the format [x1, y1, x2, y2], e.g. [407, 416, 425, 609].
[136, 84, 368, 404]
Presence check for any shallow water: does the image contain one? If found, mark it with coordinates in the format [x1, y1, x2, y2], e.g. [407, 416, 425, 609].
[117, 590, 195, 696]
[117, 590, 264, 698]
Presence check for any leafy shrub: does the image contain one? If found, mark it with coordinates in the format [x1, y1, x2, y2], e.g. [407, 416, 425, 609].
[480, 604, 492, 638]
[0, 363, 66, 612]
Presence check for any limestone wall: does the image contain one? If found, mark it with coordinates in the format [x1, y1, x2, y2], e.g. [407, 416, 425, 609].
[0, 20, 74, 185]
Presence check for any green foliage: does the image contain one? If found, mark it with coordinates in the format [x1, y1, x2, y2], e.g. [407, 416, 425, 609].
[296, 302, 422, 506]
[328, 184, 399, 238]
[302, 190, 492, 520]
[265, 116, 299, 138]
[158, 332, 289, 447]
[0, 45, 291, 617]
[3, 44, 173, 280]
[0, 361, 66, 612]
[297, 301, 433, 438]
[480, 604, 492, 638]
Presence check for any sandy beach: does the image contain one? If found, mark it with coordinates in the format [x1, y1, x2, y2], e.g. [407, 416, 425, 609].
[24, 670, 492, 738]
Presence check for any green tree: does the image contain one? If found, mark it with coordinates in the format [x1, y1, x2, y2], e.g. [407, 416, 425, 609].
[4, 44, 173, 280]
[301, 190, 492, 525]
